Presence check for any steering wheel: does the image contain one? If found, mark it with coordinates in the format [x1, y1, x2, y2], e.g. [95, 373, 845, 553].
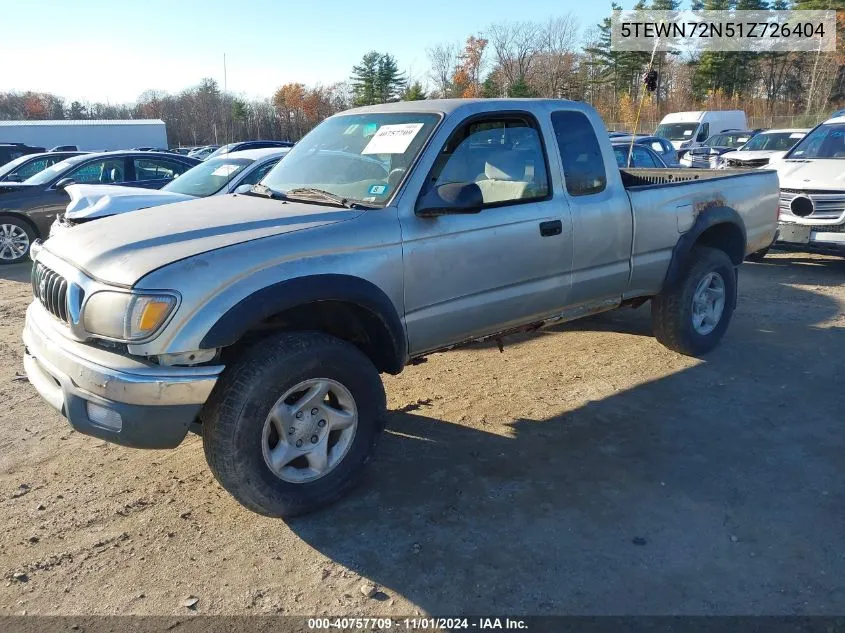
[387, 168, 407, 188]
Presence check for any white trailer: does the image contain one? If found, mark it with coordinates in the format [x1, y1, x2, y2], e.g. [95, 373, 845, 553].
[0, 119, 167, 151]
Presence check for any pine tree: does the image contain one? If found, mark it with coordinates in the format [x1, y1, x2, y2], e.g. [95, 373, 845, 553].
[375, 54, 406, 103]
[402, 82, 428, 101]
[351, 51, 381, 106]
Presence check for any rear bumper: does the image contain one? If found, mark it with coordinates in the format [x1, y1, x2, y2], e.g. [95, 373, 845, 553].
[23, 303, 223, 449]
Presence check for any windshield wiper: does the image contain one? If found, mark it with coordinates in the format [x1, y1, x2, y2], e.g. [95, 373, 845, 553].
[285, 187, 373, 210]
[247, 183, 288, 200]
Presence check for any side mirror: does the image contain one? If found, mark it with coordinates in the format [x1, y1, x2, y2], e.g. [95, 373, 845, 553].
[233, 183, 253, 194]
[415, 182, 484, 218]
[54, 177, 75, 190]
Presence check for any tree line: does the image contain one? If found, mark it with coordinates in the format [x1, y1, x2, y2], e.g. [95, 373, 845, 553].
[1, 0, 842, 145]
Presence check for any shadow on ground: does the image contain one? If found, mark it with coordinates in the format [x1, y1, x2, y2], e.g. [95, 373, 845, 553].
[288, 259, 845, 615]
[0, 262, 31, 283]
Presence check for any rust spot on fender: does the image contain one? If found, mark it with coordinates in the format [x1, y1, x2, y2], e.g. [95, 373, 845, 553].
[694, 197, 726, 216]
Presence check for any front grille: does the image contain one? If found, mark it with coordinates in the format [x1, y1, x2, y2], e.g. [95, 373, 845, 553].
[779, 189, 845, 220]
[32, 263, 72, 323]
[728, 158, 769, 168]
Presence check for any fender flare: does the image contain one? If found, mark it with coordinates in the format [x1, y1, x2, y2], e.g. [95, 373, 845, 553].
[199, 274, 407, 373]
[663, 206, 746, 302]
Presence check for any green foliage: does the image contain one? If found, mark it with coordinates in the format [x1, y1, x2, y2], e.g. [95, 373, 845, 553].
[402, 81, 428, 101]
[351, 52, 406, 106]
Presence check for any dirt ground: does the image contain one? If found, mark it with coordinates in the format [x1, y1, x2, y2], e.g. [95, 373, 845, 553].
[0, 250, 843, 617]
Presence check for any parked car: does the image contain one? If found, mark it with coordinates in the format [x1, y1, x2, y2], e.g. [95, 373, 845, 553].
[187, 145, 219, 160]
[611, 142, 668, 168]
[758, 116, 845, 258]
[51, 148, 290, 235]
[681, 130, 758, 168]
[49, 145, 79, 152]
[0, 151, 199, 263]
[718, 129, 808, 169]
[0, 151, 86, 183]
[0, 143, 45, 167]
[23, 98, 779, 517]
[655, 110, 747, 150]
[206, 140, 295, 160]
[611, 135, 678, 166]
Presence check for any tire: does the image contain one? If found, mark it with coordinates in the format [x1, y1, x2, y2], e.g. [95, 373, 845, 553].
[202, 331, 386, 518]
[651, 246, 736, 357]
[0, 216, 36, 265]
[746, 246, 769, 263]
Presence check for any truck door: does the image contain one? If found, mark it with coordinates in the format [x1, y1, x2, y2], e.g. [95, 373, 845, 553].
[549, 109, 634, 307]
[400, 112, 574, 356]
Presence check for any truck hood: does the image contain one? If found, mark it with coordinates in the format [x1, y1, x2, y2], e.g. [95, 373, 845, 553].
[65, 184, 196, 220]
[768, 159, 845, 190]
[43, 194, 362, 287]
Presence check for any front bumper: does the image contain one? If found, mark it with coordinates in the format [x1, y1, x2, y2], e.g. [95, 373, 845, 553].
[23, 303, 223, 449]
[776, 221, 845, 250]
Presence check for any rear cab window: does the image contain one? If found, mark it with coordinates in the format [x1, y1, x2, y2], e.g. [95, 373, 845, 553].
[551, 110, 607, 196]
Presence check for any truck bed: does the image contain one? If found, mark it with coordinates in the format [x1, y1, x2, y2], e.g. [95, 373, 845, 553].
[620, 167, 770, 189]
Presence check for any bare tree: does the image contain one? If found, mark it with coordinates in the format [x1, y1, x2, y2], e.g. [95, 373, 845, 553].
[486, 21, 541, 94]
[426, 42, 460, 98]
[531, 14, 580, 98]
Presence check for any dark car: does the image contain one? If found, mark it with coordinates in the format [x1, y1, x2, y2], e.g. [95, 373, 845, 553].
[0, 143, 46, 167]
[0, 151, 87, 183]
[611, 142, 668, 168]
[206, 140, 294, 160]
[50, 145, 79, 152]
[683, 130, 758, 168]
[611, 135, 679, 166]
[0, 151, 199, 264]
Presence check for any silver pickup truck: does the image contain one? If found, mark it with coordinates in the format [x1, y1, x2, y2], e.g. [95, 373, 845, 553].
[23, 99, 779, 517]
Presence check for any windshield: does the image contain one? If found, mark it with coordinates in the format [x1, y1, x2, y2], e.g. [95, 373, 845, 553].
[206, 143, 237, 160]
[786, 123, 845, 159]
[163, 157, 252, 197]
[22, 154, 87, 185]
[0, 154, 36, 180]
[740, 132, 804, 151]
[705, 133, 751, 148]
[655, 122, 699, 141]
[262, 112, 441, 206]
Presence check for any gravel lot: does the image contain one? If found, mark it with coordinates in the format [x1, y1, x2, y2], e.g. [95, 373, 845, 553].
[0, 250, 843, 616]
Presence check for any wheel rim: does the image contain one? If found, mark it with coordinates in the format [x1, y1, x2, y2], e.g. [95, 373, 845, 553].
[691, 271, 726, 336]
[0, 224, 29, 261]
[261, 378, 358, 483]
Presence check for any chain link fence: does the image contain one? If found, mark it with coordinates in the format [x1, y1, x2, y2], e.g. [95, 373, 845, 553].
[606, 113, 832, 134]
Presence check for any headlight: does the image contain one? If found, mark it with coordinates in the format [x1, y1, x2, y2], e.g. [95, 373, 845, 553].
[83, 291, 177, 341]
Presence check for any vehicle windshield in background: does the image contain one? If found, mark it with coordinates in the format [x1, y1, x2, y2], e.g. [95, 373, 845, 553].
[787, 123, 845, 159]
[163, 157, 252, 197]
[740, 132, 804, 152]
[0, 154, 37, 180]
[262, 113, 441, 206]
[655, 123, 699, 141]
[205, 143, 237, 160]
[704, 133, 751, 149]
[22, 155, 87, 185]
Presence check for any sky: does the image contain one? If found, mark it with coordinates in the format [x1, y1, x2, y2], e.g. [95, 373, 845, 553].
[0, 0, 630, 104]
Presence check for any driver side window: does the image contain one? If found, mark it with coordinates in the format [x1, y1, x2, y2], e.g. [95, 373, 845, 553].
[696, 123, 710, 142]
[425, 115, 549, 206]
[66, 158, 126, 184]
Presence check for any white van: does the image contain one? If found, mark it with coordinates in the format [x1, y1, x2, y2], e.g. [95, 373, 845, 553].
[655, 111, 748, 150]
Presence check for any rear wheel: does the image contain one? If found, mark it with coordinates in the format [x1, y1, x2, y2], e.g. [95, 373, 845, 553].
[652, 246, 736, 356]
[202, 331, 386, 517]
[0, 217, 35, 265]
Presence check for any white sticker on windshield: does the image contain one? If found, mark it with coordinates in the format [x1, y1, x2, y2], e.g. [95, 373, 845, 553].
[683, 130, 693, 136]
[362, 123, 425, 155]
[738, 137, 750, 143]
[211, 165, 239, 177]
[790, 133, 805, 139]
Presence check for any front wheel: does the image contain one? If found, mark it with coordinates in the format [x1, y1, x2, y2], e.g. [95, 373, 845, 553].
[651, 246, 736, 357]
[202, 332, 386, 517]
[0, 217, 35, 265]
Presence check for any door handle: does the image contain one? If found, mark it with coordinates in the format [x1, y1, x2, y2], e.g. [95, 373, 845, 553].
[539, 220, 562, 237]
